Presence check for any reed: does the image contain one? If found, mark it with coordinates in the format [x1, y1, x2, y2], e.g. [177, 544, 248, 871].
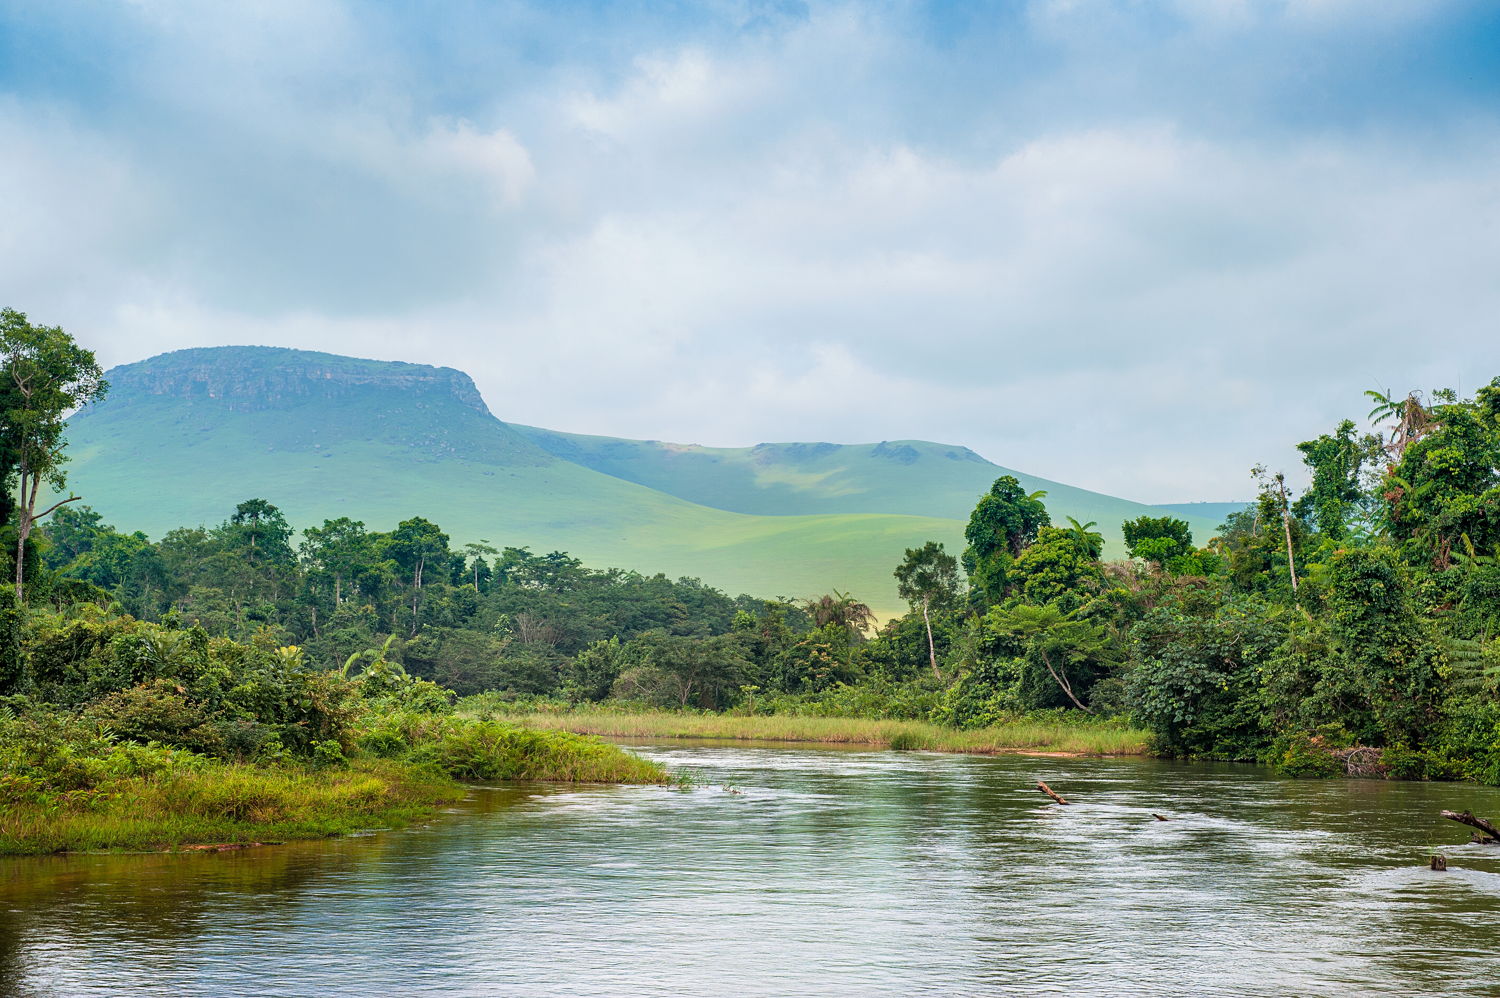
[498, 710, 1150, 756]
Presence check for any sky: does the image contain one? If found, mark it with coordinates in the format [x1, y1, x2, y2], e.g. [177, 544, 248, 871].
[2, 0, 1498, 503]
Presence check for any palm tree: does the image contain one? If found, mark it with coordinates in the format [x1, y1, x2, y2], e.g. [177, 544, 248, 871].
[805, 590, 875, 639]
[1365, 388, 1436, 460]
[341, 635, 405, 680]
[1064, 516, 1104, 557]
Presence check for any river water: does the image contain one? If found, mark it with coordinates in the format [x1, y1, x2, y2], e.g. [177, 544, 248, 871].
[4, 741, 1500, 997]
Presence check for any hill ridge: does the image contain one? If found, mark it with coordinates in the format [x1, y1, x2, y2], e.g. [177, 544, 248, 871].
[100, 345, 491, 416]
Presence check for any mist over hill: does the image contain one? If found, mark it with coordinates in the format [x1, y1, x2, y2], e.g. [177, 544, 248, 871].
[65, 346, 1221, 613]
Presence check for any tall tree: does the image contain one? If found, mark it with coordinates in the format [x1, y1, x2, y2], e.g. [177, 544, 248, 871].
[1121, 515, 1193, 566]
[1294, 419, 1378, 540]
[464, 539, 499, 590]
[386, 517, 450, 632]
[1251, 465, 1299, 593]
[963, 475, 1049, 602]
[300, 517, 371, 604]
[0, 309, 107, 602]
[894, 541, 961, 678]
[229, 498, 295, 566]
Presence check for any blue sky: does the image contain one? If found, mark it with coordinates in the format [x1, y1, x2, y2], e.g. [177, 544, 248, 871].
[2, 0, 1498, 501]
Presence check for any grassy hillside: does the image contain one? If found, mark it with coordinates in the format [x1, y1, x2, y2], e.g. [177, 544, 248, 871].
[513, 426, 1223, 549]
[63, 347, 1221, 616]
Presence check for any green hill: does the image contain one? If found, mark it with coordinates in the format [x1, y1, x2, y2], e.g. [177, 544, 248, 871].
[514, 426, 1221, 543]
[63, 347, 1221, 615]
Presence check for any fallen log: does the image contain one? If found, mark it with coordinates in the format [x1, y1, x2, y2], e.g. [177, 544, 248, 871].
[1441, 810, 1500, 843]
[1037, 781, 1069, 805]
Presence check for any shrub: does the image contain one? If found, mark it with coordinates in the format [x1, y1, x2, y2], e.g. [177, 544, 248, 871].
[1269, 732, 1344, 778]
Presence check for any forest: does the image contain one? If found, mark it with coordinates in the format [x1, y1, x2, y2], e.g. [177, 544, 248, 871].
[3, 307, 1500, 855]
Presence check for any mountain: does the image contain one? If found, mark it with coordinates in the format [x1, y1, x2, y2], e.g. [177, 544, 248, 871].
[63, 346, 1222, 615]
[513, 426, 1222, 545]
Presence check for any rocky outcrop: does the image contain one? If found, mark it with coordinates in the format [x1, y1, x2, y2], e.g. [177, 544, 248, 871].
[98, 346, 491, 415]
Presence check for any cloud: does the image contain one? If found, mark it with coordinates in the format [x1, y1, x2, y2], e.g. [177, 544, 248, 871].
[1, 0, 1497, 503]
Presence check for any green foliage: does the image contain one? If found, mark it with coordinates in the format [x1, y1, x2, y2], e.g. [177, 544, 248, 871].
[1121, 516, 1193, 565]
[610, 631, 751, 709]
[963, 476, 1050, 602]
[1294, 420, 1379, 540]
[1126, 590, 1284, 759]
[1268, 729, 1347, 778]
[1007, 527, 1104, 612]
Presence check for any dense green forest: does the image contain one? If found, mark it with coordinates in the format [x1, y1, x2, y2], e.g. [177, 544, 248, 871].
[0, 310, 667, 854]
[4, 308, 1500, 826]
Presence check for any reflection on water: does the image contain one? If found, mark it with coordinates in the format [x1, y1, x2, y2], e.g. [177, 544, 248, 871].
[4, 744, 1500, 997]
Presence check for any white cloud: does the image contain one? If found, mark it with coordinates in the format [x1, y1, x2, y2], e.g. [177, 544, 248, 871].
[1, 1, 1497, 503]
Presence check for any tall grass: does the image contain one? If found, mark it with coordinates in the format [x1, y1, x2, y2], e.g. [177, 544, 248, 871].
[0, 759, 461, 856]
[499, 710, 1150, 756]
[372, 713, 672, 784]
[2, 715, 669, 856]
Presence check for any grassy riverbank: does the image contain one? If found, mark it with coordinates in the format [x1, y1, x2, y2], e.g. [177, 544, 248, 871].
[1, 712, 670, 856]
[502, 710, 1150, 756]
[0, 758, 463, 856]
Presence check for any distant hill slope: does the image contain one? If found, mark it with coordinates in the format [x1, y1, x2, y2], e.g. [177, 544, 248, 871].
[514, 426, 1221, 542]
[64, 347, 1221, 615]
[1154, 502, 1253, 531]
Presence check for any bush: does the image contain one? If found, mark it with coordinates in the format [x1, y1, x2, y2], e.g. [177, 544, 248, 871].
[1269, 732, 1344, 778]
[86, 680, 222, 754]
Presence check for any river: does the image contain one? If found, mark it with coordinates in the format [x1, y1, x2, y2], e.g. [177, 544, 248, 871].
[4, 741, 1500, 996]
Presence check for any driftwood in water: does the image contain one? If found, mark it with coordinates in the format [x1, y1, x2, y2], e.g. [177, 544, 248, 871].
[1430, 855, 1448, 871]
[1441, 810, 1500, 843]
[1037, 781, 1069, 805]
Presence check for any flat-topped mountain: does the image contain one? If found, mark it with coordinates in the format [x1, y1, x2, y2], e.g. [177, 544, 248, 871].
[103, 346, 492, 414]
[65, 347, 1224, 613]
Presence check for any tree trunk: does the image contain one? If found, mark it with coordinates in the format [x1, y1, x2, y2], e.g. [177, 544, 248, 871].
[1039, 647, 1094, 713]
[13, 461, 79, 604]
[921, 597, 939, 679]
[1442, 810, 1500, 843]
[1277, 475, 1299, 592]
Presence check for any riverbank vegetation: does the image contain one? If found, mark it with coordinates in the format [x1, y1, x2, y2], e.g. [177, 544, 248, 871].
[3, 309, 1499, 799]
[485, 705, 1149, 756]
[0, 605, 669, 855]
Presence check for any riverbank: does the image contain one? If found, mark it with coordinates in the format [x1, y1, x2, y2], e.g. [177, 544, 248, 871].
[502, 710, 1151, 756]
[1, 716, 671, 856]
[0, 758, 464, 856]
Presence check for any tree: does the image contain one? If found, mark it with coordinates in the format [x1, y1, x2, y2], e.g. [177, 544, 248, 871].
[464, 540, 499, 590]
[384, 517, 450, 632]
[803, 590, 875, 639]
[300, 517, 371, 605]
[1121, 516, 1193, 566]
[1251, 466, 1299, 593]
[229, 498, 295, 566]
[1063, 516, 1104, 559]
[1294, 419, 1378, 540]
[1365, 388, 1436, 461]
[1008, 525, 1105, 612]
[893, 541, 961, 678]
[963, 476, 1049, 602]
[0, 309, 107, 602]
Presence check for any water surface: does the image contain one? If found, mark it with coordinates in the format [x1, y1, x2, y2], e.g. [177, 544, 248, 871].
[4, 743, 1499, 996]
